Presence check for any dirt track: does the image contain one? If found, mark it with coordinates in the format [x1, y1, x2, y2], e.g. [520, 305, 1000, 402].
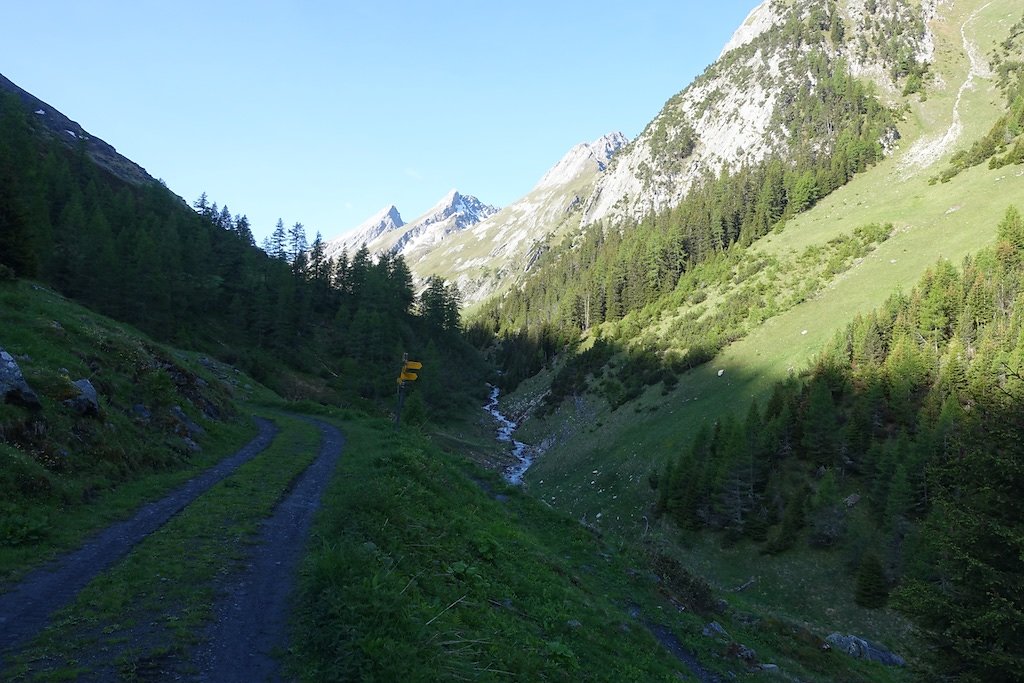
[1, 415, 347, 681]
[192, 417, 344, 682]
[0, 418, 278, 662]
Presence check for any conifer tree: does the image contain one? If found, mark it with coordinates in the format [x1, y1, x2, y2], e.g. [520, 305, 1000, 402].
[269, 219, 287, 259]
[234, 214, 255, 245]
[193, 192, 209, 215]
[288, 221, 308, 264]
[218, 204, 234, 231]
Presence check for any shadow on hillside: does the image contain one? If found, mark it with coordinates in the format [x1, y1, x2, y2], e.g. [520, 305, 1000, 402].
[535, 335, 789, 422]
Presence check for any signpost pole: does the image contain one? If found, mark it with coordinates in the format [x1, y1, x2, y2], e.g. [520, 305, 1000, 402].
[395, 353, 407, 428]
[394, 354, 422, 429]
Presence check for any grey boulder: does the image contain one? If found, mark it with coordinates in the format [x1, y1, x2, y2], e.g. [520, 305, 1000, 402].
[0, 349, 41, 409]
[64, 379, 100, 417]
[826, 633, 905, 666]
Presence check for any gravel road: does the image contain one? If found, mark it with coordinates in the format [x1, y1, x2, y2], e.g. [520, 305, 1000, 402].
[0, 417, 279, 661]
[192, 416, 344, 682]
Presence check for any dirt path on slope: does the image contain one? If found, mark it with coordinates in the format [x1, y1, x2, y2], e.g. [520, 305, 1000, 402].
[0, 417, 279, 660]
[899, 2, 994, 171]
[191, 416, 344, 682]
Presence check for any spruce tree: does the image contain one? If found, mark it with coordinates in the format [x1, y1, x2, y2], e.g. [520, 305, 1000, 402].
[269, 219, 287, 259]
[288, 221, 308, 264]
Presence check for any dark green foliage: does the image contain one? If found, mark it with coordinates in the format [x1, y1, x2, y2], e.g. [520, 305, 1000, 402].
[647, 547, 718, 614]
[854, 552, 889, 608]
[764, 486, 808, 555]
[472, 61, 894, 387]
[895, 384, 1024, 680]
[0, 91, 488, 418]
[543, 337, 614, 410]
[418, 275, 462, 333]
[656, 207, 1024, 679]
[290, 419, 688, 681]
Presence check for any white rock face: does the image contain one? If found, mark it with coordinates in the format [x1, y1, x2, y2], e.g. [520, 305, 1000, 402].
[845, 0, 938, 83]
[388, 190, 500, 256]
[582, 0, 939, 228]
[415, 132, 628, 304]
[323, 205, 404, 262]
[719, 0, 783, 58]
[534, 132, 629, 191]
[582, 42, 786, 226]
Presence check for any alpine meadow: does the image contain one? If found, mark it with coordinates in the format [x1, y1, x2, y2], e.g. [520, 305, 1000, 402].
[2, 0, 1024, 681]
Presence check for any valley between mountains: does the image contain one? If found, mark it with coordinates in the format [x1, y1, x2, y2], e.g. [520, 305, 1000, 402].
[2, 0, 1024, 680]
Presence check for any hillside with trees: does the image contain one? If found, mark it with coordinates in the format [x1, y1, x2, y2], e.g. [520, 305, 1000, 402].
[0, 91, 484, 418]
[655, 207, 1024, 680]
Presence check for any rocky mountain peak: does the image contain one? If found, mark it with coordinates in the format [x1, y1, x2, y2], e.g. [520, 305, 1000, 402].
[719, 0, 781, 58]
[417, 189, 500, 231]
[378, 204, 405, 231]
[534, 131, 629, 191]
[323, 203, 405, 261]
[582, 0, 936, 226]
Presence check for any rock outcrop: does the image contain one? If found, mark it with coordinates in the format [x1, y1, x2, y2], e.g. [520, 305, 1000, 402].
[580, 0, 935, 227]
[63, 379, 100, 417]
[825, 632, 905, 666]
[0, 349, 41, 410]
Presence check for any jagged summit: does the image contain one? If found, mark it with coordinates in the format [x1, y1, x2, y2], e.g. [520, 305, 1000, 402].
[385, 190, 499, 256]
[534, 132, 628, 191]
[413, 189, 500, 232]
[323, 204, 404, 261]
[323, 190, 498, 264]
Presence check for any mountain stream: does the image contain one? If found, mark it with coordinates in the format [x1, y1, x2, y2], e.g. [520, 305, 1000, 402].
[484, 385, 536, 484]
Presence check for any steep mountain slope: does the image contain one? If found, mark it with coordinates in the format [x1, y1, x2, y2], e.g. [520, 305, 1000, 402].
[582, 0, 934, 226]
[404, 0, 941, 304]
[0, 72, 155, 187]
[486, 0, 1024, 673]
[517, 0, 1023, 529]
[416, 132, 628, 304]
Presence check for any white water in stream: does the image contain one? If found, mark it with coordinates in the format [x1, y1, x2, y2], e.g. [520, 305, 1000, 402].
[484, 385, 535, 485]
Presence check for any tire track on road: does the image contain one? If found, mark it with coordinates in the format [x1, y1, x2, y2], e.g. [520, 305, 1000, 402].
[193, 416, 344, 682]
[0, 417, 279, 660]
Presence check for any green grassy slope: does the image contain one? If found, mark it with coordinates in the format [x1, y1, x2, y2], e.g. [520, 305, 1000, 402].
[0, 278, 279, 583]
[0, 280, 905, 680]
[501, 5, 1024, 661]
[520, 0, 1024, 524]
[288, 411, 910, 682]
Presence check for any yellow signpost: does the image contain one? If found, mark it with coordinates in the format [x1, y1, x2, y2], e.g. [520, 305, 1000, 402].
[395, 354, 423, 426]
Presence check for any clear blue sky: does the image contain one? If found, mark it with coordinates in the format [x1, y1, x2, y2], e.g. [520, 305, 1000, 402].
[1, 1, 759, 244]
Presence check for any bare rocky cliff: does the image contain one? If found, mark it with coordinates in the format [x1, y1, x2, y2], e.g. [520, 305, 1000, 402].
[581, 0, 936, 227]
